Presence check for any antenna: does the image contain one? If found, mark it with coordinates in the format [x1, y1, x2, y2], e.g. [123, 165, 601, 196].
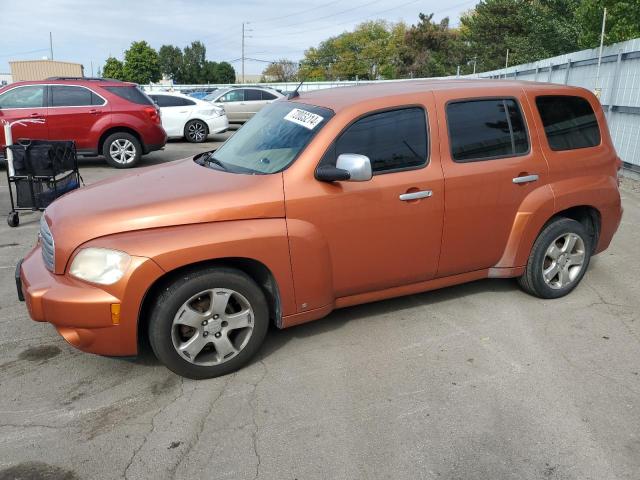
[288, 80, 304, 99]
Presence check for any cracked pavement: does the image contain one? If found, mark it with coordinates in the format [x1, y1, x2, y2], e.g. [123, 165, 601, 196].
[0, 139, 639, 479]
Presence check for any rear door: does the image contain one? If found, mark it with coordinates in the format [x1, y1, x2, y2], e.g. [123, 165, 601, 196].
[47, 85, 108, 151]
[243, 89, 268, 119]
[0, 85, 48, 148]
[434, 91, 550, 276]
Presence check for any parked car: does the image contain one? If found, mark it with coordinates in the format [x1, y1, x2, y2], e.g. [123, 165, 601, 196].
[0, 77, 166, 168]
[147, 92, 228, 143]
[17, 80, 623, 379]
[206, 86, 284, 122]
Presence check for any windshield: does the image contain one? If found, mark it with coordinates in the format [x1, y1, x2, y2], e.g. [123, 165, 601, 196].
[205, 101, 334, 174]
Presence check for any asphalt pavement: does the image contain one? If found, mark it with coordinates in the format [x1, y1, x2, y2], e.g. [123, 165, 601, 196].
[0, 138, 639, 480]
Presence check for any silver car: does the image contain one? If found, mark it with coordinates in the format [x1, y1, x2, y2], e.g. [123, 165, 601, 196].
[205, 87, 284, 123]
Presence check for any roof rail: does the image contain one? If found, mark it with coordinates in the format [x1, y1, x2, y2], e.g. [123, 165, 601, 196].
[45, 76, 123, 82]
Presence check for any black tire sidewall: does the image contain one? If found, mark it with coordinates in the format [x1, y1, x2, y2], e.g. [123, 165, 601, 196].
[103, 133, 142, 168]
[148, 268, 269, 379]
[528, 218, 592, 299]
[184, 120, 208, 143]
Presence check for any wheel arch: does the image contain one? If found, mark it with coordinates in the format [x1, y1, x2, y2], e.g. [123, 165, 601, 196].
[98, 127, 143, 153]
[138, 257, 282, 354]
[544, 205, 601, 253]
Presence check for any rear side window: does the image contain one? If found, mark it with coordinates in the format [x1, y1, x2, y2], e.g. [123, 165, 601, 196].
[447, 99, 529, 162]
[152, 95, 195, 107]
[103, 86, 154, 105]
[51, 85, 105, 107]
[335, 107, 428, 173]
[245, 89, 263, 101]
[535, 95, 601, 150]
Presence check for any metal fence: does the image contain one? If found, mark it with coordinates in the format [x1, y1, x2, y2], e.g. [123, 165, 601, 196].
[475, 38, 640, 170]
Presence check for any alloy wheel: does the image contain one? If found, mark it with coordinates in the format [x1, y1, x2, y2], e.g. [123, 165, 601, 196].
[171, 288, 254, 366]
[542, 233, 586, 289]
[109, 139, 137, 164]
[187, 121, 207, 142]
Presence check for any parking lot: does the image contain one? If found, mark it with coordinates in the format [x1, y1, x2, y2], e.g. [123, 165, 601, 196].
[0, 138, 639, 480]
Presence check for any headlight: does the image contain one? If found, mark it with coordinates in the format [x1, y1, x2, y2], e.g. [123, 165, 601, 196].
[198, 106, 224, 117]
[69, 248, 131, 285]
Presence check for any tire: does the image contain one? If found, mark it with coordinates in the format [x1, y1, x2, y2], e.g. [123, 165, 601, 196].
[184, 120, 209, 143]
[7, 212, 19, 227]
[518, 218, 592, 299]
[148, 267, 269, 379]
[102, 132, 142, 168]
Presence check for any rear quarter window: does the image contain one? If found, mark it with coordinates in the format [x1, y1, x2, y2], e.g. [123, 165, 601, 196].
[535, 95, 601, 151]
[103, 86, 154, 106]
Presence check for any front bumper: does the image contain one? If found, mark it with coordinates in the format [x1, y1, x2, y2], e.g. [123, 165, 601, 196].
[18, 246, 164, 356]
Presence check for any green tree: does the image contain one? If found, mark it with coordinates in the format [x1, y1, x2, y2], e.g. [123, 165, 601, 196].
[102, 57, 125, 80]
[399, 13, 468, 78]
[214, 62, 236, 83]
[158, 45, 183, 82]
[576, 0, 640, 48]
[182, 41, 207, 83]
[460, 0, 580, 72]
[262, 59, 298, 82]
[122, 41, 161, 84]
[299, 20, 406, 81]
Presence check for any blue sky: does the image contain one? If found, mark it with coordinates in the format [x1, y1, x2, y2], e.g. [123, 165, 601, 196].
[0, 0, 477, 76]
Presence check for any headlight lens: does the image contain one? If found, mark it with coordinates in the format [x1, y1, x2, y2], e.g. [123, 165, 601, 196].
[69, 248, 131, 285]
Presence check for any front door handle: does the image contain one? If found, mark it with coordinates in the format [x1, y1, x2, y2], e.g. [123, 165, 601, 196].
[399, 190, 432, 201]
[512, 174, 539, 184]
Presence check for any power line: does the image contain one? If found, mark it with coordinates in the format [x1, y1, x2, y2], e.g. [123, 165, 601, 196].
[251, 0, 344, 25]
[0, 48, 49, 59]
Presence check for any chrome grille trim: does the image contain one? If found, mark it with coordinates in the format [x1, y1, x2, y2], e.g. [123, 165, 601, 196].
[40, 216, 55, 272]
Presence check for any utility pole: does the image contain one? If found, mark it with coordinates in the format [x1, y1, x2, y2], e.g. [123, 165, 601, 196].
[595, 7, 608, 96]
[241, 22, 252, 84]
[473, 56, 477, 76]
[49, 32, 53, 60]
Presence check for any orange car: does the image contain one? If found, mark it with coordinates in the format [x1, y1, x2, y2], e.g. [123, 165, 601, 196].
[17, 80, 623, 379]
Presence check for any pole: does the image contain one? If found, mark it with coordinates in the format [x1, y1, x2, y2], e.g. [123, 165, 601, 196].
[49, 32, 53, 60]
[241, 22, 245, 84]
[505, 49, 509, 70]
[473, 56, 477, 75]
[595, 7, 607, 95]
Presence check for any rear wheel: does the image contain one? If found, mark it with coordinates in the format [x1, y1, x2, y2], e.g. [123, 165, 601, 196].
[103, 132, 142, 168]
[184, 120, 208, 143]
[518, 218, 591, 299]
[148, 267, 269, 379]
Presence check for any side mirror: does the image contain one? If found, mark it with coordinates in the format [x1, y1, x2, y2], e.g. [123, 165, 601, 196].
[316, 153, 373, 182]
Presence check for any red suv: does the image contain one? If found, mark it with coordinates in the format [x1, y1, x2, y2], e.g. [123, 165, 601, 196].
[0, 77, 167, 168]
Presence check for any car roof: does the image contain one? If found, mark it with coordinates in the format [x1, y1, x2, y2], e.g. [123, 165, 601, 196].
[289, 79, 594, 112]
[1, 78, 137, 89]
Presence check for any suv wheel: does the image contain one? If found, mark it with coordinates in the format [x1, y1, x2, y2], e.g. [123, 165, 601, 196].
[518, 218, 591, 299]
[148, 267, 269, 379]
[184, 120, 208, 143]
[103, 132, 142, 168]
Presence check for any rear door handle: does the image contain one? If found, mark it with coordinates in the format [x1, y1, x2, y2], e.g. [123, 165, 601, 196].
[512, 174, 539, 184]
[399, 190, 432, 201]
[29, 113, 40, 118]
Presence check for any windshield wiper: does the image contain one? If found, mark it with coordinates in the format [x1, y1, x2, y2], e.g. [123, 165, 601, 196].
[204, 153, 228, 171]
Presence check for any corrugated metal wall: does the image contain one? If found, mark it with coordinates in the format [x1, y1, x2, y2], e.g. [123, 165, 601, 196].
[9, 60, 84, 82]
[475, 38, 640, 169]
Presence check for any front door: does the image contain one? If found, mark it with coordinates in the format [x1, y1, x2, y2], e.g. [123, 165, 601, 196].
[284, 102, 445, 311]
[434, 91, 550, 277]
[217, 89, 244, 122]
[0, 85, 48, 148]
[47, 85, 109, 151]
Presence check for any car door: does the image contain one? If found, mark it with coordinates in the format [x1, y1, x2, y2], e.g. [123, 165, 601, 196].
[0, 85, 48, 148]
[152, 95, 194, 137]
[217, 89, 244, 122]
[283, 103, 445, 311]
[243, 89, 268, 119]
[47, 85, 109, 151]
[434, 91, 550, 277]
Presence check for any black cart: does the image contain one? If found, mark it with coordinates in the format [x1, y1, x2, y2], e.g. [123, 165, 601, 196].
[5, 140, 81, 227]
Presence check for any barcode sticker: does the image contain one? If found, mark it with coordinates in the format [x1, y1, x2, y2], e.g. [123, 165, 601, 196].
[284, 108, 324, 130]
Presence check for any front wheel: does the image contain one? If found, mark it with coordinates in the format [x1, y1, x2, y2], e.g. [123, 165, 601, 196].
[148, 267, 269, 379]
[518, 218, 591, 299]
[103, 132, 142, 168]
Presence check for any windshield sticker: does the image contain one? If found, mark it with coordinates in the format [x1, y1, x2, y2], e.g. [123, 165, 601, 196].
[284, 108, 324, 130]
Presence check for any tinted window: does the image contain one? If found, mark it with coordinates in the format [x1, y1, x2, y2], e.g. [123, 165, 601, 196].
[152, 95, 195, 107]
[0, 86, 45, 108]
[334, 108, 428, 173]
[220, 90, 243, 102]
[536, 95, 601, 150]
[447, 99, 529, 162]
[262, 91, 277, 100]
[104, 86, 154, 105]
[51, 85, 104, 107]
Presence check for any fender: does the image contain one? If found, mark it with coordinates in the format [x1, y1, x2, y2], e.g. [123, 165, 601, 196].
[81, 218, 298, 318]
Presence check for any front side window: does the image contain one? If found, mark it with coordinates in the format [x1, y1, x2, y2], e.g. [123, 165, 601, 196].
[51, 85, 104, 107]
[333, 107, 428, 173]
[202, 101, 333, 174]
[0, 85, 45, 108]
[220, 90, 244, 102]
[536, 95, 601, 151]
[447, 98, 529, 162]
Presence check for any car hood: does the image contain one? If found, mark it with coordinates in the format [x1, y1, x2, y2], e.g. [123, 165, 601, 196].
[45, 158, 285, 272]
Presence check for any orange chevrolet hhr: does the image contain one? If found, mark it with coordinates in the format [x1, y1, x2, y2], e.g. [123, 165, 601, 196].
[17, 80, 623, 379]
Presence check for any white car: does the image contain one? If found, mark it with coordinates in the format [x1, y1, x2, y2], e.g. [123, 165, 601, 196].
[148, 92, 228, 143]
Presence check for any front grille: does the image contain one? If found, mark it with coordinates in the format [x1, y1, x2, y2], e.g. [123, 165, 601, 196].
[40, 216, 55, 272]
